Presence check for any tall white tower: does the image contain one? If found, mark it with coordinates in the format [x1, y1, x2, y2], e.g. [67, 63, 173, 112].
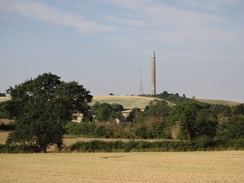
[151, 51, 156, 95]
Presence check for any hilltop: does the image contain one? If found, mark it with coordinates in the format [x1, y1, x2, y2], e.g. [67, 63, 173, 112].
[196, 99, 240, 106]
[92, 95, 172, 110]
[0, 95, 241, 108]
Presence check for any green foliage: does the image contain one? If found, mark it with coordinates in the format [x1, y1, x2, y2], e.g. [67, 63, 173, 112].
[217, 114, 244, 140]
[210, 104, 231, 117]
[70, 139, 244, 152]
[92, 102, 123, 122]
[0, 123, 15, 131]
[135, 125, 148, 139]
[4, 73, 92, 152]
[194, 135, 215, 150]
[126, 107, 142, 122]
[0, 144, 38, 153]
[0, 101, 10, 119]
[111, 103, 124, 112]
[155, 91, 192, 103]
[170, 100, 218, 142]
[0, 93, 6, 97]
[70, 140, 195, 152]
[143, 99, 171, 118]
[232, 104, 244, 115]
[66, 122, 95, 136]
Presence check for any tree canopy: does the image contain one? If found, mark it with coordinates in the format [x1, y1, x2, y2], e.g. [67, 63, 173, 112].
[91, 102, 123, 122]
[5, 73, 92, 152]
[170, 100, 218, 142]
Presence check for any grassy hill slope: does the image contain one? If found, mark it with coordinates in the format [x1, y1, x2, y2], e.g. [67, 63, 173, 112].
[196, 99, 240, 106]
[0, 97, 11, 103]
[1, 96, 240, 108]
[92, 95, 171, 110]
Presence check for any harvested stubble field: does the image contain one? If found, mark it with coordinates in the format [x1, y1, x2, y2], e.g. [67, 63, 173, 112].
[0, 151, 244, 183]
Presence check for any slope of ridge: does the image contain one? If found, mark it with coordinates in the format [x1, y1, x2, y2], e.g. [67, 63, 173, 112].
[92, 95, 172, 110]
[0, 97, 11, 103]
[197, 99, 240, 106]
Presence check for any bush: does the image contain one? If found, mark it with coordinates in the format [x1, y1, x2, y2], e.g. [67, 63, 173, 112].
[66, 122, 96, 136]
[70, 140, 195, 152]
[194, 135, 215, 150]
[0, 123, 15, 131]
[0, 144, 39, 153]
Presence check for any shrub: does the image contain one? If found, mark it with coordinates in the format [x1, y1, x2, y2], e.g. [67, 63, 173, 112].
[0, 144, 38, 153]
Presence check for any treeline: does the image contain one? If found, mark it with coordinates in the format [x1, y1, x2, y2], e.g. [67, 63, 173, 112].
[0, 93, 6, 97]
[66, 99, 244, 149]
[1, 139, 243, 153]
[144, 91, 192, 103]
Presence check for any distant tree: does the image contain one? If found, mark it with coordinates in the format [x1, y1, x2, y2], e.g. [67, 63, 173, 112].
[155, 91, 191, 104]
[0, 93, 6, 97]
[217, 114, 244, 140]
[5, 73, 92, 152]
[111, 103, 124, 112]
[210, 104, 231, 117]
[91, 102, 100, 111]
[127, 107, 142, 122]
[232, 104, 244, 115]
[95, 103, 113, 122]
[82, 111, 93, 122]
[143, 100, 171, 119]
[93, 102, 123, 122]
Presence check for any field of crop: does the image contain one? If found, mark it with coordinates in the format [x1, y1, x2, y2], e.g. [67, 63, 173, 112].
[0, 151, 243, 183]
[92, 95, 171, 110]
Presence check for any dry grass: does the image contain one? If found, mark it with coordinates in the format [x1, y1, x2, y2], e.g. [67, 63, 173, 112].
[0, 97, 11, 103]
[92, 95, 172, 110]
[0, 151, 243, 183]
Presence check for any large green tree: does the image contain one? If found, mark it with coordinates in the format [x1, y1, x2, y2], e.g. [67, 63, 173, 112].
[170, 101, 217, 142]
[5, 73, 92, 152]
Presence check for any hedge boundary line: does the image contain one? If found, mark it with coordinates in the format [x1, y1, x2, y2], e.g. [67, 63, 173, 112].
[1, 139, 243, 153]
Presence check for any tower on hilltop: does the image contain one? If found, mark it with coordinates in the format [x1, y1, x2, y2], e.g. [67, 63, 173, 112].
[151, 51, 156, 95]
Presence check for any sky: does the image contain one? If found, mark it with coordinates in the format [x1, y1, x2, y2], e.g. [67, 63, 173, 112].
[0, 0, 244, 103]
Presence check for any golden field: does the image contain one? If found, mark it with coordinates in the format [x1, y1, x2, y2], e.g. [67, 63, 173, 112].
[92, 95, 172, 110]
[0, 151, 243, 183]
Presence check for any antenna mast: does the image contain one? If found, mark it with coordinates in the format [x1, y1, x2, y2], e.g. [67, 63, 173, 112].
[139, 69, 144, 95]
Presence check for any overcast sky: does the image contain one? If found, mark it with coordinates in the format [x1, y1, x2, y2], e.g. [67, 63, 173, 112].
[0, 0, 243, 102]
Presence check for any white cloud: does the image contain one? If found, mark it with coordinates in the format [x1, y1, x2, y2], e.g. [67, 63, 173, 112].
[102, 0, 241, 45]
[0, 0, 115, 34]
